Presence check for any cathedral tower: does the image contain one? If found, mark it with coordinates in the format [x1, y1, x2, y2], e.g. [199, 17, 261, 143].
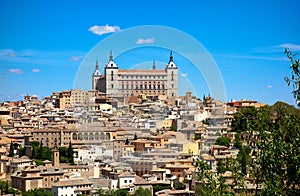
[166, 51, 178, 98]
[92, 59, 101, 90]
[104, 51, 119, 95]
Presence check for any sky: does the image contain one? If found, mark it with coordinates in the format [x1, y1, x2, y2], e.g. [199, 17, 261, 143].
[0, 0, 300, 105]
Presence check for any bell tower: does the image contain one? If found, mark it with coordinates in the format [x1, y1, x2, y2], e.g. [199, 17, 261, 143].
[52, 148, 60, 167]
[92, 59, 101, 90]
[105, 51, 119, 96]
[166, 51, 178, 98]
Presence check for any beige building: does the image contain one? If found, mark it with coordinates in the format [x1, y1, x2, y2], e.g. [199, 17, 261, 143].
[92, 51, 178, 99]
[58, 89, 87, 109]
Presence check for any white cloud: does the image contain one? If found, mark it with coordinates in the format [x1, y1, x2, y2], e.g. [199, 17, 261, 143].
[32, 69, 41, 73]
[267, 85, 273, 88]
[214, 54, 287, 61]
[0, 49, 16, 57]
[88, 24, 120, 36]
[181, 73, 188, 77]
[9, 69, 22, 74]
[69, 55, 84, 62]
[278, 43, 300, 51]
[136, 38, 154, 44]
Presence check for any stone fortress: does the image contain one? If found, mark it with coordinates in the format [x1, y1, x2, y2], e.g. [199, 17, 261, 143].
[92, 51, 178, 99]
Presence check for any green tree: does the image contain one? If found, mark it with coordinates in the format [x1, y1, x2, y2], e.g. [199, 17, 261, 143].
[67, 141, 74, 164]
[174, 182, 186, 190]
[284, 48, 300, 106]
[41, 146, 52, 160]
[214, 137, 230, 147]
[153, 185, 171, 193]
[231, 106, 257, 134]
[94, 188, 106, 196]
[8, 140, 14, 157]
[33, 159, 43, 166]
[19, 146, 26, 157]
[31, 141, 40, 159]
[0, 180, 19, 195]
[217, 159, 226, 174]
[59, 147, 69, 163]
[233, 133, 242, 149]
[134, 187, 151, 196]
[232, 102, 300, 195]
[38, 141, 43, 159]
[134, 133, 138, 140]
[256, 103, 300, 195]
[237, 146, 251, 176]
[194, 133, 201, 140]
[22, 188, 54, 196]
[111, 189, 129, 196]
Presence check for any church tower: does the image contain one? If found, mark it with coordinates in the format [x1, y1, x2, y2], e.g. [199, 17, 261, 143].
[92, 59, 101, 90]
[105, 51, 119, 96]
[166, 51, 178, 98]
[52, 148, 60, 167]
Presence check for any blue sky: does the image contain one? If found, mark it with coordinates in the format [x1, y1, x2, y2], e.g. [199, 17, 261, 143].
[0, 0, 300, 105]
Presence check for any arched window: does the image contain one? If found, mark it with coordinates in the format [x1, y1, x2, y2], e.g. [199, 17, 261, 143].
[72, 133, 78, 140]
[84, 133, 88, 140]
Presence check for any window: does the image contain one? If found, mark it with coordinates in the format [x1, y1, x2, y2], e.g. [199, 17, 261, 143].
[124, 180, 127, 183]
[111, 84, 114, 89]
[111, 71, 114, 81]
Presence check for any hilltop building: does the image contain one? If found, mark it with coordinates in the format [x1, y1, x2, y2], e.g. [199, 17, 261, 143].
[92, 51, 178, 98]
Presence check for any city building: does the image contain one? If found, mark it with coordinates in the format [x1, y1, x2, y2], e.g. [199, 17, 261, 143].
[51, 178, 93, 196]
[92, 51, 178, 99]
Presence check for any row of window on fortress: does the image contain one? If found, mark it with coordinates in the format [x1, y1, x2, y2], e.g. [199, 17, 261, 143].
[109, 71, 175, 79]
[111, 83, 175, 90]
[111, 75, 175, 81]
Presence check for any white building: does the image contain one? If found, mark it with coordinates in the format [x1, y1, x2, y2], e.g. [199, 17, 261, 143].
[51, 178, 93, 196]
[74, 145, 113, 163]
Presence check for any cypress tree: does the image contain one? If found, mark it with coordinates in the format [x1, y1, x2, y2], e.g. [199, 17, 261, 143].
[67, 142, 74, 164]
[8, 141, 14, 157]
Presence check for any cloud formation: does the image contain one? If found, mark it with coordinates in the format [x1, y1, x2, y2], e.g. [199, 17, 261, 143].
[0, 49, 16, 57]
[279, 43, 300, 51]
[136, 38, 154, 44]
[69, 55, 84, 62]
[267, 85, 272, 88]
[32, 69, 41, 73]
[9, 69, 22, 74]
[88, 24, 120, 36]
[181, 73, 188, 77]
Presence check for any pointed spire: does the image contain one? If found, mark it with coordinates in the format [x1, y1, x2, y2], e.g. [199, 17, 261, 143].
[152, 60, 156, 70]
[95, 57, 99, 70]
[109, 50, 113, 61]
[169, 51, 173, 63]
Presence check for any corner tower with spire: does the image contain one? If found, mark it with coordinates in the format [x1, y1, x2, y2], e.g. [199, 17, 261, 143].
[92, 58, 102, 91]
[166, 51, 178, 98]
[104, 50, 119, 95]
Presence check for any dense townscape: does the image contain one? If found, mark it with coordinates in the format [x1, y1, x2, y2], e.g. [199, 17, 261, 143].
[0, 50, 300, 196]
[0, 88, 272, 195]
